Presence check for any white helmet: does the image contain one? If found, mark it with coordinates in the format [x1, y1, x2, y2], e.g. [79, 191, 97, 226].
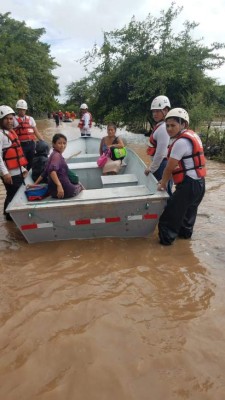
[80, 103, 88, 110]
[0, 105, 15, 119]
[165, 108, 189, 124]
[151, 96, 171, 110]
[16, 99, 28, 110]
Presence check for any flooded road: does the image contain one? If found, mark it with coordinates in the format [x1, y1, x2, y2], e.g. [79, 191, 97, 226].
[0, 119, 225, 400]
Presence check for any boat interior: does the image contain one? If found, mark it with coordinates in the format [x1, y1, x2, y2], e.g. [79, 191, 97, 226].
[8, 137, 163, 210]
[65, 137, 157, 197]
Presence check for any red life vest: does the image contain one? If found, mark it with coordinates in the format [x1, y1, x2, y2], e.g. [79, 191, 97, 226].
[168, 130, 206, 184]
[15, 116, 35, 141]
[146, 121, 164, 156]
[2, 130, 28, 170]
[78, 112, 92, 129]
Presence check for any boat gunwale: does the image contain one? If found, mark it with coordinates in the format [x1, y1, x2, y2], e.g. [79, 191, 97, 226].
[7, 191, 167, 212]
[6, 136, 168, 213]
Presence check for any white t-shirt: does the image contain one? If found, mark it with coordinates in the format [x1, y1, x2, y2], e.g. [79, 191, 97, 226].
[150, 122, 170, 173]
[0, 129, 26, 177]
[170, 138, 200, 180]
[13, 115, 36, 128]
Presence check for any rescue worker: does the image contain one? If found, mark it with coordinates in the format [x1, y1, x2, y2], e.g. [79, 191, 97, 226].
[65, 111, 71, 120]
[158, 108, 206, 245]
[78, 103, 92, 137]
[145, 95, 171, 182]
[0, 105, 28, 220]
[70, 111, 76, 120]
[13, 99, 43, 170]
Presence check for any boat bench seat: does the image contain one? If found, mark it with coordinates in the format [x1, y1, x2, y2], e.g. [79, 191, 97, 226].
[74, 185, 151, 201]
[68, 161, 98, 170]
[68, 161, 127, 170]
[101, 174, 138, 188]
[69, 153, 99, 163]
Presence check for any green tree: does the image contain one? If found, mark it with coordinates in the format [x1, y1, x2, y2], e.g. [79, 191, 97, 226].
[67, 4, 225, 129]
[0, 12, 59, 114]
[65, 77, 92, 110]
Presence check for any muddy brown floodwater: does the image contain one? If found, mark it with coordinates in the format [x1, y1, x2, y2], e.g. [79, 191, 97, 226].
[0, 119, 225, 400]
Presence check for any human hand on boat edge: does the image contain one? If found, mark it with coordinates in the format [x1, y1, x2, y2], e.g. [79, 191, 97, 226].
[144, 168, 166, 190]
[144, 167, 151, 176]
[157, 181, 166, 191]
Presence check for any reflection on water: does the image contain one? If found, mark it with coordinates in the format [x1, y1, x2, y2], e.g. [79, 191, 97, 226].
[0, 119, 225, 400]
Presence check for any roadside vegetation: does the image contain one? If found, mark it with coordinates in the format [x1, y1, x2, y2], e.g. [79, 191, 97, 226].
[65, 4, 225, 160]
[0, 12, 59, 114]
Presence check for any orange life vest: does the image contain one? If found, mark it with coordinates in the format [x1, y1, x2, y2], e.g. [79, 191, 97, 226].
[2, 130, 28, 170]
[78, 112, 92, 129]
[15, 116, 35, 141]
[168, 130, 206, 184]
[147, 121, 164, 156]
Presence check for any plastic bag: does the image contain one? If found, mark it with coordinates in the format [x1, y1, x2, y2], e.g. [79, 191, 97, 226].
[97, 149, 111, 167]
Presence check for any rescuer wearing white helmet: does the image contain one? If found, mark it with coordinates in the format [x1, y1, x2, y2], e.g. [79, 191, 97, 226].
[0, 105, 28, 220]
[13, 99, 43, 170]
[157, 107, 206, 245]
[145, 95, 171, 192]
[78, 103, 92, 137]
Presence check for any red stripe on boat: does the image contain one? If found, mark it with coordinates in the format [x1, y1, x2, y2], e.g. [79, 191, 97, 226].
[75, 219, 91, 225]
[105, 217, 121, 223]
[143, 214, 158, 219]
[21, 223, 38, 230]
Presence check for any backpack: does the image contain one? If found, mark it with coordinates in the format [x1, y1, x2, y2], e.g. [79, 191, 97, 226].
[25, 184, 49, 201]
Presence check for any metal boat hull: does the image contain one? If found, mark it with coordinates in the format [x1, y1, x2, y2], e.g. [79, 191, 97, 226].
[7, 137, 168, 243]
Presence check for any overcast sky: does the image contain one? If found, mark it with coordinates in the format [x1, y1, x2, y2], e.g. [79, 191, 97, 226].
[1, 0, 225, 102]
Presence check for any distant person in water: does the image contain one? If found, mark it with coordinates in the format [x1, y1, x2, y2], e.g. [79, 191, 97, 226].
[78, 103, 92, 136]
[54, 112, 60, 127]
[70, 111, 76, 120]
[32, 133, 84, 199]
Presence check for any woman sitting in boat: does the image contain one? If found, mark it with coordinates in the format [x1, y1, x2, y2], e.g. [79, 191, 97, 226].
[32, 133, 84, 199]
[99, 122, 125, 175]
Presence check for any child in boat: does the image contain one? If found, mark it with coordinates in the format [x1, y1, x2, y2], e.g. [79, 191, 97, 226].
[32, 133, 84, 199]
[99, 122, 125, 175]
[31, 140, 50, 183]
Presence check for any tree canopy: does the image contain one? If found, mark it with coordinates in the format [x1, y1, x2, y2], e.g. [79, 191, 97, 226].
[0, 12, 59, 114]
[66, 4, 225, 130]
